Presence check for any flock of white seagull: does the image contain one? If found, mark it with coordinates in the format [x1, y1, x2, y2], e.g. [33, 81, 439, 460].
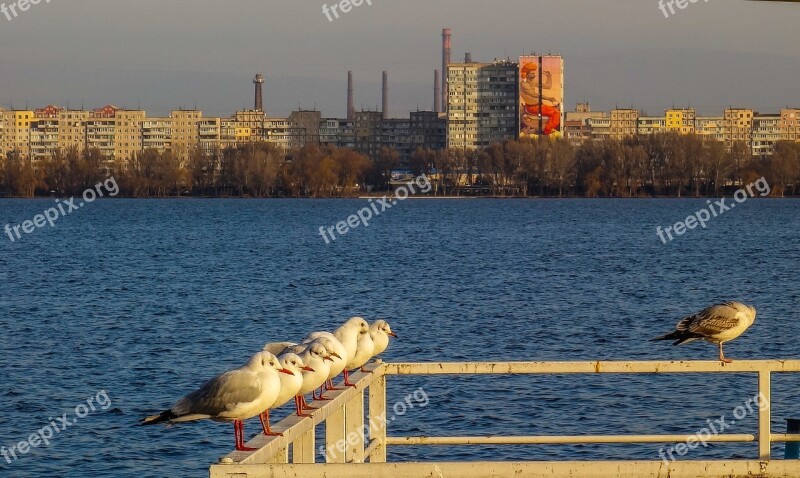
[141, 301, 757, 452]
[141, 317, 396, 451]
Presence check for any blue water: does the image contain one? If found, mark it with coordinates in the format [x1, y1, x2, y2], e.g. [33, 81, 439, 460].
[0, 198, 798, 477]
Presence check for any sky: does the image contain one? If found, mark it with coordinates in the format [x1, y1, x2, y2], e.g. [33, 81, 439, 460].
[0, 0, 798, 118]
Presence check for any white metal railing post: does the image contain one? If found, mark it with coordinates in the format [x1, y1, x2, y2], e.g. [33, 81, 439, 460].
[368, 371, 388, 462]
[759, 369, 772, 461]
[325, 405, 346, 463]
[291, 427, 315, 464]
[344, 388, 366, 462]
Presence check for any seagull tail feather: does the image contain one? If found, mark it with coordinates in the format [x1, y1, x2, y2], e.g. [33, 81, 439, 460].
[650, 330, 703, 346]
[141, 409, 178, 426]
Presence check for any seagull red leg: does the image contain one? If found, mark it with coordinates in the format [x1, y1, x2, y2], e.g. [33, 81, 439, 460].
[315, 385, 331, 401]
[343, 370, 357, 388]
[301, 395, 318, 410]
[326, 379, 342, 391]
[295, 396, 313, 417]
[259, 410, 282, 436]
[234, 420, 257, 452]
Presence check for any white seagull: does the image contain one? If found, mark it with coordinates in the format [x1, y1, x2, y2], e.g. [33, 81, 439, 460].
[349, 328, 375, 374]
[141, 351, 293, 451]
[304, 317, 369, 387]
[368, 319, 398, 357]
[260, 353, 312, 435]
[264, 337, 344, 399]
[348, 320, 397, 376]
[652, 301, 757, 363]
[293, 341, 333, 416]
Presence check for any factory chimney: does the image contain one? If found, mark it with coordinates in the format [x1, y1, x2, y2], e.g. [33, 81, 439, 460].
[441, 28, 451, 113]
[382, 71, 389, 120]
[347, 71, 355, 120]
[253, 73, 264, 112]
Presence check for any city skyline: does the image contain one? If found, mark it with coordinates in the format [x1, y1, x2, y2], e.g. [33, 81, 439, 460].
[0, 1, 798, 117]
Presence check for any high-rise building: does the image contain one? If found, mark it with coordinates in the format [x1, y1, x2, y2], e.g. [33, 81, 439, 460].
[752, 113, 782, 157]
[141, 117, 172, 153]
[724, 108, 754, 152]
[354, 110, 384, 158]
[780, 108, 800, 142]
[171, 110, 202, 158]
[410, 111, 447, 153]
[289, 110, 322, 146]
[447, 59, 519, 149]
[115, 110, 146, 161]
[198, 118, 221, 154]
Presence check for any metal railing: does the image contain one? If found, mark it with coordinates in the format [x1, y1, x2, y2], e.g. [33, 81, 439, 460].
[209, 360, 800, 478]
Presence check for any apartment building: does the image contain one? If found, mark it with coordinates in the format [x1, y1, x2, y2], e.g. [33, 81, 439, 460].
[447, 60, 519, 149]
[610, 109, 639, 140]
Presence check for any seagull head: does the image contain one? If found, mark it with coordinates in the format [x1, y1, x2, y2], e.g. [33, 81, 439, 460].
[262, 352, 294, 376]
[371, 319, 398, 339]
[316, 337, 342, 360]
[280, 353, 312, 374]
[307, 343, 330, 365]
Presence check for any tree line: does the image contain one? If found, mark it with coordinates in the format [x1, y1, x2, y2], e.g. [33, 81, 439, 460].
[1, 133, 799, 197]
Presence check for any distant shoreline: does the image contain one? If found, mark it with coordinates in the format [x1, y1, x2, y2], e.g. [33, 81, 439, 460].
[0, 195, 795, 200]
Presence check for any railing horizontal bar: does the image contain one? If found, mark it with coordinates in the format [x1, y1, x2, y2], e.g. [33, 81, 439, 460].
[219, 364, 386, 465]
[386, 360, 800, 375]
[770, 434, 800, 443]
[385, 434, 757, 445]
[209, 460, 800, 478]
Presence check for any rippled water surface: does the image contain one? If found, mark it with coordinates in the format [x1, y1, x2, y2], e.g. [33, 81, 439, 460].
[0, 198, 798, 477]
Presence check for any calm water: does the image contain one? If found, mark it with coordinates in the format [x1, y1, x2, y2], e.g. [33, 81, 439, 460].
[0, 198, 798, 477]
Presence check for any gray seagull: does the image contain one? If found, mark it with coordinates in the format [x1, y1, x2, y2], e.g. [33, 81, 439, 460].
[652, 301, 757, 363]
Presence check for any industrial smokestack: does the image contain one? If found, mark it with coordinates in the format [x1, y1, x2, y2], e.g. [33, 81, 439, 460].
[442, 28, 451, 113]
[253, 73, 264, 112]
[464, 52, 472, 63]
[434, 70, 441, 113]
[347, 71, 355, 120]
[382, 71, 389, 120]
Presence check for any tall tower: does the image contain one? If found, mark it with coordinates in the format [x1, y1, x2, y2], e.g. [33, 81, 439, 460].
[347, 71, 355, 120]
[441, 28, 451, 113]
[253, 74, 264, 112]
[382, 71, 389, 120]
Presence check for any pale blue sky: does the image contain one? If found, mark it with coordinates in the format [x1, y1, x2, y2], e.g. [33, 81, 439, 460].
[0, 0, 797, 117]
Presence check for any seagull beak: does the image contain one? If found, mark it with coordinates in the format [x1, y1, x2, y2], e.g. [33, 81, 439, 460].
[388, 332, 398, 338]
[330, 351, 342, 359]
[323, 356, 334, 362]
[302, 366, 315, 372]
[279, 368, 295, 376]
